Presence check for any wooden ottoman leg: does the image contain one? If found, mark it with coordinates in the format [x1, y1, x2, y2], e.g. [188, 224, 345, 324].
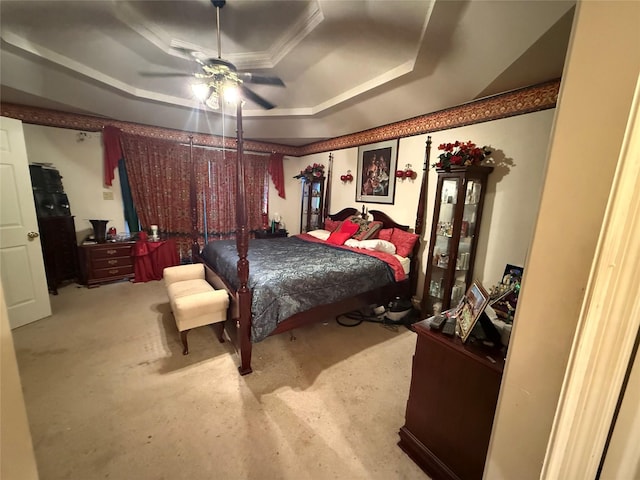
[180, 329, 191, 355]
[212, 323, 225, 343]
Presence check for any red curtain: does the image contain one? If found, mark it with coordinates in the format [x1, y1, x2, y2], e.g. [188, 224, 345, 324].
[120, 133, 269, 259]
[268, 152, 286, 199]
[103, 126, 123, 186]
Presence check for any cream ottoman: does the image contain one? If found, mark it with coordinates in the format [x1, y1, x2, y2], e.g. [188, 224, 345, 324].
[164, 263, 229, 355]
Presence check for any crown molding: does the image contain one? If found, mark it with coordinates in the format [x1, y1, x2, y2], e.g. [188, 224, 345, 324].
[0, 79, 559, 158]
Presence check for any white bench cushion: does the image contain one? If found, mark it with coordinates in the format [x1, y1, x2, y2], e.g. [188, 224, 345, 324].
[164, 266, 229, 332]
[164, 263, 205, 286]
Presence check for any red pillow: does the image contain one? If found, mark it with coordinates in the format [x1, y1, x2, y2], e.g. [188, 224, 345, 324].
[390, 229, 419, 257]
[377, 228, 393, 242]
[339, 219, 359, 235]
[326, 231, 353, 245]
[324, 218, 342, 232]
[327, 219, 359, 245]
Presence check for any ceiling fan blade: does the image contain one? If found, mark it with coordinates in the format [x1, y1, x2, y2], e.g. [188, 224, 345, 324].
[239, 72, 285, 87]
[170, 46, 209, 67]
[170, 46, 201, 58]
[139, 72, 195, 78]
[240, 85, 276, 110]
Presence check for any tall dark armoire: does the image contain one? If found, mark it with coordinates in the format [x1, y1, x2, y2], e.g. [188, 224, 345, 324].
[29, 164, 79, 294]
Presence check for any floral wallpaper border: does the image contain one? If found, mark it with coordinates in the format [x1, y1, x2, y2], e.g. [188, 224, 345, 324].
[1, 79, 559, 157]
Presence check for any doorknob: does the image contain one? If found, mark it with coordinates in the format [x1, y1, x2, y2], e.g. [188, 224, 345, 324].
[27, 231, 40, 239]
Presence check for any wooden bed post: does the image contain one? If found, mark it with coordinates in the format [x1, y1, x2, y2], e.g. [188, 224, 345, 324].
[235, 101, 253, 375]
[413, 136, 431, 297]
[323, 152, 333, 226]
[189, 136, 200, 261]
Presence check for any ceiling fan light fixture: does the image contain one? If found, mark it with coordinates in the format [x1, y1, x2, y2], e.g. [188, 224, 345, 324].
[222, 84, 240, 105]
[191, 82, 210, 102]
[205, 91, 220, 110]
[163, 0, 283, 111]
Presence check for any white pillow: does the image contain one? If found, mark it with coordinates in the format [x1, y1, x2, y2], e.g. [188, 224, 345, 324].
[306, 229, 330, 241]
[344, 238, 397, 255]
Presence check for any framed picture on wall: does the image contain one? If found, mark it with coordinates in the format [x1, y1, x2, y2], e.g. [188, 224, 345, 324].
[355, 139, 398, 204]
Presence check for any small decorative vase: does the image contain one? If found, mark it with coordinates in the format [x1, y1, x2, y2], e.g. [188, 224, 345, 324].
[89, 219, 109, 243]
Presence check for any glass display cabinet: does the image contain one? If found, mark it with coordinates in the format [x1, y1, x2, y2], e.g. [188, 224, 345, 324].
[422, 166, 493, 315]
[300, 177, 325, 233]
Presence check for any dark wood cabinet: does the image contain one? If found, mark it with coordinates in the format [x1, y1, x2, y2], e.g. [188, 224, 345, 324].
[37, 216, 79, 294]
[300, 177, 324, 233]
[78, 241, 135, 287]
[421, 166, 493, 316]
[398, 320, 504, 480]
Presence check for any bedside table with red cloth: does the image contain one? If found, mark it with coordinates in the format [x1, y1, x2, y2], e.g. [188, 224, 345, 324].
[132, 238, 180, 282]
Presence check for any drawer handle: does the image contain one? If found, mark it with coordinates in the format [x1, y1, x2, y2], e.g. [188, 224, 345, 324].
[108, 269, 119, 274]
[108, 260, 118, 265]
[106, 249, 117, 255]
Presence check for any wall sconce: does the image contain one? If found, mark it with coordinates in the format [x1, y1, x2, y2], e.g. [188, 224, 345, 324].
[395, 164, 416, 180]
[340, 170, 354, 183]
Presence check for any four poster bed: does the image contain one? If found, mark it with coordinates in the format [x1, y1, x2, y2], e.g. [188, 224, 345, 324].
[193, 104, 432, 374]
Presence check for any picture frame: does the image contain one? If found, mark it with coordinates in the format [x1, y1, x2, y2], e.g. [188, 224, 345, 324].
[455, 280, 490, 343]
[502, 264, 524, 286]
[355, 139, 398, 204]
[490, 264, 524, 320]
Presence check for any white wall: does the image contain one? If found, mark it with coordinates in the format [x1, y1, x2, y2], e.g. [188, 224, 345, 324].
[0, 282, 39, 480]
[22, 125, 126, 243]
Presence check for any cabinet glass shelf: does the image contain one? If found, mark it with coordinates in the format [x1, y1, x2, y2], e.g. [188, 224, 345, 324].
[421, 166, 493, 315]
[300, 177, 325, 233]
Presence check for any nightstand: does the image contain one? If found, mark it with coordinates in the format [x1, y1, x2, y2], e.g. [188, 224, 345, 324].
[254, 229, 288, 239]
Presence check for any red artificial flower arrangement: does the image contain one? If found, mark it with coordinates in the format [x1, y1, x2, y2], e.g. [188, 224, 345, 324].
[432, 141, 492, 169]
[294, 163, 325, 182]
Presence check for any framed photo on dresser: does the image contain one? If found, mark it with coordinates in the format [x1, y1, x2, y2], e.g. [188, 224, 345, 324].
[456, 280, 490, 343]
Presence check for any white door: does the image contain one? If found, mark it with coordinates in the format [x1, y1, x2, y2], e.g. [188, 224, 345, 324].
[0, 116, 51, 328]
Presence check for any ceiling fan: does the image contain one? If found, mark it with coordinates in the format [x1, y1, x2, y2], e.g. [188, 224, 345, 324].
[143, 0, 285, 110]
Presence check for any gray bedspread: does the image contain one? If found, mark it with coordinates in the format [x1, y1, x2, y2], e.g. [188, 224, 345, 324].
[200, 236, 396, 342]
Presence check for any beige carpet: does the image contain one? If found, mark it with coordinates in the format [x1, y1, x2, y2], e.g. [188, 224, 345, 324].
[12, 280, 428, 480]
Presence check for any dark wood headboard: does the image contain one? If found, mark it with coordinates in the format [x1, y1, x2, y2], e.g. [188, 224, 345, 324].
[326, 207, 410, 231]
[369, 210, 410, 231]
[326, 207, 356, 221]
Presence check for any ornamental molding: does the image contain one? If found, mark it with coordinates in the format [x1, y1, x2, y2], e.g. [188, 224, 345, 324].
[0, 79, 559, 157]
[297, 80, 560, 156]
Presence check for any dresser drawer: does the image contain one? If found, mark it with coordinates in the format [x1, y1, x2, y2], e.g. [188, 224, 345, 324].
[92, 256, 133, 269]
[91, 265, 135, 281]
[90, 245, 133, 260]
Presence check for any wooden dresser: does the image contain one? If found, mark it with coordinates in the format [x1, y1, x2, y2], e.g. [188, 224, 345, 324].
[398, 320, 505, 480]
[78, 241, 135, 287]
[37, 216, 79, 294]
